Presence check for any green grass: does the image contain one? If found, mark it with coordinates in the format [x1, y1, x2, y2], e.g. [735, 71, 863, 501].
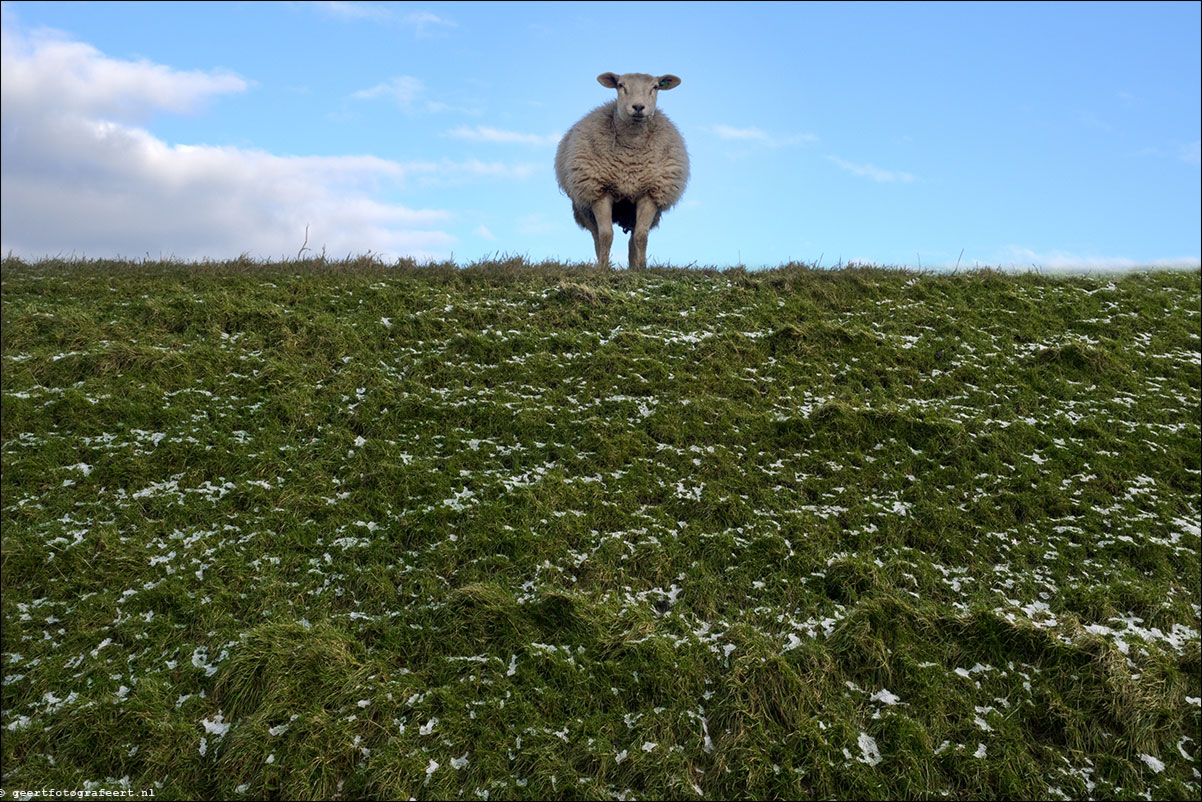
[2, 255, 1199, 800]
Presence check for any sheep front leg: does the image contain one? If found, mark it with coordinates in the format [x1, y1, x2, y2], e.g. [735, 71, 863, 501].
[628, 196, 657, 269]
[591, 195, 614, 269]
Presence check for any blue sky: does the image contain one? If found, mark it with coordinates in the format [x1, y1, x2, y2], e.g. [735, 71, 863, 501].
[2, 1, 1199, 270]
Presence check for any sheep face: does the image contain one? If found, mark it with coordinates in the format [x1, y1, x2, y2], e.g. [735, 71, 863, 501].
[597, 72, 681, 125]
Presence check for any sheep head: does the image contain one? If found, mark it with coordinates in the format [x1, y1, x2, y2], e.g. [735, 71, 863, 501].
[597, 72, 681, 125]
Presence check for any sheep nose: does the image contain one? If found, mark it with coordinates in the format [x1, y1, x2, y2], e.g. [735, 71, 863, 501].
[632, 104, 645, 113]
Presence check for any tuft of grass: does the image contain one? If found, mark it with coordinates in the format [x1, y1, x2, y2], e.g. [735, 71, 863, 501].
[2, 256, 1199, 800]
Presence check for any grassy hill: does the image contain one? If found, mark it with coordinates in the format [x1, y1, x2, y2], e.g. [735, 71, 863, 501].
[2, 256, 1199, 800]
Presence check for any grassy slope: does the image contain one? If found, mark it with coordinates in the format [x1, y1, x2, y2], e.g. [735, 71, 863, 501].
[2, 257, 1199, 800]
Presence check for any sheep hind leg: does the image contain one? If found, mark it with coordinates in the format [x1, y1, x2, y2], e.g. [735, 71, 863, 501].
[628, 196, 657, 270]
[590, 196, 614, 269]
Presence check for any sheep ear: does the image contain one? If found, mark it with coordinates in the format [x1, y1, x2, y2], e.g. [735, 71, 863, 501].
[656, 75, 681, 90]
[597, 73, 620, 89]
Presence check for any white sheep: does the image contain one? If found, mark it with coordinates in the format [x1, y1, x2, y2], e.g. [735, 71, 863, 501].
[555, 72, 689, 269]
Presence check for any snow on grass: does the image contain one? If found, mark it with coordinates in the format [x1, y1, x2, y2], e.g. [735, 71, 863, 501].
[857, 732, 883, 766]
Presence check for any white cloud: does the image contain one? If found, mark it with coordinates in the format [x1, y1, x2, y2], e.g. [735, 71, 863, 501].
[422, 159, 540, 181]
[1181, 140, 1201, 167]
[1, 25, 248, 122]
[993, 247, 1201, 273]
[312, 2, 392, 22]
[351, 75, 474, 114]
[711, 124, 816, 147]
[826, 155, 914, 183]
[447, 125, 561, 146]
[473, 225, 497, 240]
[310, 4, 456, 37]
[0, 23, 458, 261]
[1134, 141, 1200, 167]
[404, 11, 457, 37]
[351, 75, 426, 106]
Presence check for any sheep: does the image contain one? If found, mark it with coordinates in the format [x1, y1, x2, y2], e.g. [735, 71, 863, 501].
[555, 72, 689, 269]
